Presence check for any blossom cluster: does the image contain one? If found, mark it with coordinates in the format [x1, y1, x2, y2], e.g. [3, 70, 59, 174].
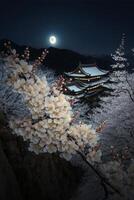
[2, 49, 101, 162]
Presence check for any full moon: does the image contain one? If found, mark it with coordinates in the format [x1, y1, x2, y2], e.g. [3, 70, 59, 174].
[49, 35, 57, 45]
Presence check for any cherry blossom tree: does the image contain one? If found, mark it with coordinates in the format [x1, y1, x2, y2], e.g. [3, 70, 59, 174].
[90, 34, 134, 125]
[108, 33, 134, 102]
[0, 44, 102, 163]
[87, 35, 134, 199]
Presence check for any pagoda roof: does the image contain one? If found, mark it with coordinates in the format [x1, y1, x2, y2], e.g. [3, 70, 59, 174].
[81, 66, 108, 76]
[66, 85, 82, 92]
[81, 77, 109, 87]
[64, 81, 86, 93]
[65, 80, 106, 93]
[64, 64, 108, 77]
[84, 89, 103, 97]
[64, 73, 86, 77]
[66, 85, 104, 96]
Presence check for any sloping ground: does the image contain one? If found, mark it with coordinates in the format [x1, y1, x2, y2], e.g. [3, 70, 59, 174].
[0, 114, 82, 200]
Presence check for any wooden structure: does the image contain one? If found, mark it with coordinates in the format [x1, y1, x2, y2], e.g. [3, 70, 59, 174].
[63, 63, 109, 97]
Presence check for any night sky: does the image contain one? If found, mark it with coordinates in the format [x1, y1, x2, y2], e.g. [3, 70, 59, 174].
[0, 0, 134, 55]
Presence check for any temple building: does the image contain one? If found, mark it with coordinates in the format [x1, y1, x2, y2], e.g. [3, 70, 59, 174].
[63, 63, 109, 97]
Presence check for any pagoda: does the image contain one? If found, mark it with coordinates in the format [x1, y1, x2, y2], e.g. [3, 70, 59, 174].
[63, 62, 109, 97]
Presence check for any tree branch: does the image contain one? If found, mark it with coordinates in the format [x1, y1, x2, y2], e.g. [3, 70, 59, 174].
[117, 88, 134, 103]
[77, 151, 123, 200]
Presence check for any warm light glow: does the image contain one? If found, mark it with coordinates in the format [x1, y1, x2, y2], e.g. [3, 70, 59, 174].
[49, 35, 57, 45]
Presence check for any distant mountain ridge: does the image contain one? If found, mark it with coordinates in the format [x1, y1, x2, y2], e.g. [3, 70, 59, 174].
[0, 39, 121, 74]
